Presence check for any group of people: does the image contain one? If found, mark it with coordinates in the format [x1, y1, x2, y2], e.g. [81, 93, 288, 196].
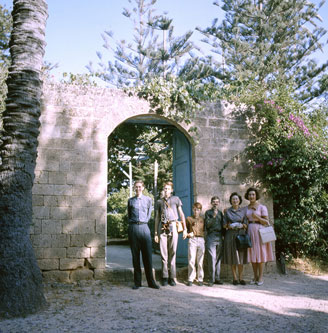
[127, 180, 274, 290]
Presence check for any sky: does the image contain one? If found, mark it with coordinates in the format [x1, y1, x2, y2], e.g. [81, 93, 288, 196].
[2, 0, 328, 83]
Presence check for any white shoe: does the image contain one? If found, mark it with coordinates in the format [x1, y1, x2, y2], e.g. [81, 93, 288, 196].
[256, 281, 264, 286]
[250, 279, 256, 285]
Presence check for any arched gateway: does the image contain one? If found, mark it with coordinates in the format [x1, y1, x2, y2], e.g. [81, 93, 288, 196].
[31, 82, 274, 282]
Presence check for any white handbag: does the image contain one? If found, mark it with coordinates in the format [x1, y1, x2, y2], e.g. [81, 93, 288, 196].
[259, 225, 276, 244]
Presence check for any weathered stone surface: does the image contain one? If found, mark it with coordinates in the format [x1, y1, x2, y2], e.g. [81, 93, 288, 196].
[60, 258, 84, 270]
[70, 268, 94, 281]
[37, 259, 59, 271]
[42, 270, 70, 283]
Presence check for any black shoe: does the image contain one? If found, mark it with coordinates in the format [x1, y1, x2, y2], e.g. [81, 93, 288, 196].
[198, 282, 203, 286]
[187, 281, 192, 287]
[149, 283, 160, 289]
[208, 282, 214, 287]
[215, 280, 223, 285]
[239, 280, 246, 285]
[162, 278, 168, 286]
[233, 280, 239, 285]
[132, 285, 140, 290]
[168, 278, 176, 286]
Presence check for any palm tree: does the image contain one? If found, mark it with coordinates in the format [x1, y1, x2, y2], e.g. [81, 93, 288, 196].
[0, 0, 48, 318]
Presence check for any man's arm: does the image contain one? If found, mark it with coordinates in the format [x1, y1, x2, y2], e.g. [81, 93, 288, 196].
[177, 206, 187, 240]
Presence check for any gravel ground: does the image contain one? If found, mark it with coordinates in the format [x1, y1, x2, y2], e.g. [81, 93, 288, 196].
[1, 270, 327, 333]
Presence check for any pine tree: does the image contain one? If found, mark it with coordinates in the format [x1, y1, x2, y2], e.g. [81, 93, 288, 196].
[198, 0, 328, 102]
[88, 0, 194, 87]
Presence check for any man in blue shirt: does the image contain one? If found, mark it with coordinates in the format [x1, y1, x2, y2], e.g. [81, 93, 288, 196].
[127, 180, 160, 290]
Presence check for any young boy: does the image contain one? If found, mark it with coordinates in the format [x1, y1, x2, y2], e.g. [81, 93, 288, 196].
[186, 202, 205, 286]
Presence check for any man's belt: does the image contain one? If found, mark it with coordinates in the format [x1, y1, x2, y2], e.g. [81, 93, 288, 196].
[130, 221, 148, 225]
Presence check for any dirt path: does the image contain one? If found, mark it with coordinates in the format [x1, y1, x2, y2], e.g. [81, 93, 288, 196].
[1, 271, 327, 333]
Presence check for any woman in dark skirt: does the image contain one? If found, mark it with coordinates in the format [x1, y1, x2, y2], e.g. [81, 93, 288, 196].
[223, 192, 248, 285]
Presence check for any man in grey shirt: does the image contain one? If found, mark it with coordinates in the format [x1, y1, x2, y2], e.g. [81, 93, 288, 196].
[154, 181, 187, 286]
[128, 180, 160, 290]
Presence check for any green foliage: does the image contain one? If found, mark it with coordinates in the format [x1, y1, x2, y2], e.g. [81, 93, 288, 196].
[198, 0, 328, 102]
[108, 123, 173, 192]
[60, 72, 98, 87]
[240, 84, 328, 261]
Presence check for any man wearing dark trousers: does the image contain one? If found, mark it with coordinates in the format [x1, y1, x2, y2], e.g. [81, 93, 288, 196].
[127, 180, 160, 290]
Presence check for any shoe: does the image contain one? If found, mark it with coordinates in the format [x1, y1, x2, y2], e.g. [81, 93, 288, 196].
[215, 280, 223, 285]
[239, 280, 246, 285]
[256, 280, 264, 286]
[208, 282, 214, 287]
[168, 278, 176, 286]
[233, 280, 238, 285]
[250, 279, 256, 285]
[187, 281, 192, 287]
[162, 278, 168, 286]
[132, 285, 140, 290]
[198, 282, 203, 286]
[149, 283, 160, 289]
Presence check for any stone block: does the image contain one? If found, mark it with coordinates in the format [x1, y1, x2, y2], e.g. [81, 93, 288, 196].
[42, 270, 71, 283]
[43, 247, 66, 259]
[32, 195, 44, 206]
[48, 172, 67, 185]
[37, 259, 59, 270]
[72, 207, 89, 219]
[50, 207, 72, 220]
[42, 220, 62, 234]
[70, 234, 105, 247]
[67, 247, 91, 258]
[35, 171, 49, 184]
[87, 207, 106, 220]
[51, 234, 70, 247]
[91, 246, 105, 258]
[32, 184, 55, 195]
[70, 268, 94, 281]
[86, 258, 106, 269]
[44, 195, 70, 207]
[95, 220, 106, 234]
[31, 219, 42, 234]
[31, 234, 52, 247]
[32, 206, 49, 219]
[60, 258, 85, 270]
[33, 247, 44, 259]
[53, 185, 73, 196]
[94, 269, 107, 280]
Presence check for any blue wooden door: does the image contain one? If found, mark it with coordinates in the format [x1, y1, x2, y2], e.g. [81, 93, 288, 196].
[173, 129, 193, 264]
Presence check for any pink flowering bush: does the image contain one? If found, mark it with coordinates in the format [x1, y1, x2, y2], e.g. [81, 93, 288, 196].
[244, 90, 328, 261]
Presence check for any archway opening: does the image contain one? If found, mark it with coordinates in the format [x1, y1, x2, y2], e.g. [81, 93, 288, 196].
[106, 115, 192, 269]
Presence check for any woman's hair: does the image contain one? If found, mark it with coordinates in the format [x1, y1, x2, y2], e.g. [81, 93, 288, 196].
[244, 187, 260, 200]
[193, 202, 202, 210]
[229, 192, 242, 205]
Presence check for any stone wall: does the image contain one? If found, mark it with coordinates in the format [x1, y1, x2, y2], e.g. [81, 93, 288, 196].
[31, 82, 274, 282]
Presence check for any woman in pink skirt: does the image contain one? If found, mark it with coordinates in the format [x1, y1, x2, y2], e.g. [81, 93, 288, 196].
[245, 187, 274, 286]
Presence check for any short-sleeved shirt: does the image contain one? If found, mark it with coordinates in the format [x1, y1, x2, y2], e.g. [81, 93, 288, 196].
[246, 204, 268, 222]
[128, 194, 152, 223]
[186, 216, 205, 237]
[156, 196, 182, 222]
[223, 207, 247, 226]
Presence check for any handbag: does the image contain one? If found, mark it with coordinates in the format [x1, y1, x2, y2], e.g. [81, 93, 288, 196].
[259, 225, 276, 243]
[176, 221, 184, 233]
[236, 234, 252, 250]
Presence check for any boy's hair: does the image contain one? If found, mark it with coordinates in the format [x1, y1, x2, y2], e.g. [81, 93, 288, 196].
[163, 181, 174, 189]
[193, 202, 202, 210]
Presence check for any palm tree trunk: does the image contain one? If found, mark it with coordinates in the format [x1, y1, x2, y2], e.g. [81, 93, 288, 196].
[0, 0, 48, 318]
